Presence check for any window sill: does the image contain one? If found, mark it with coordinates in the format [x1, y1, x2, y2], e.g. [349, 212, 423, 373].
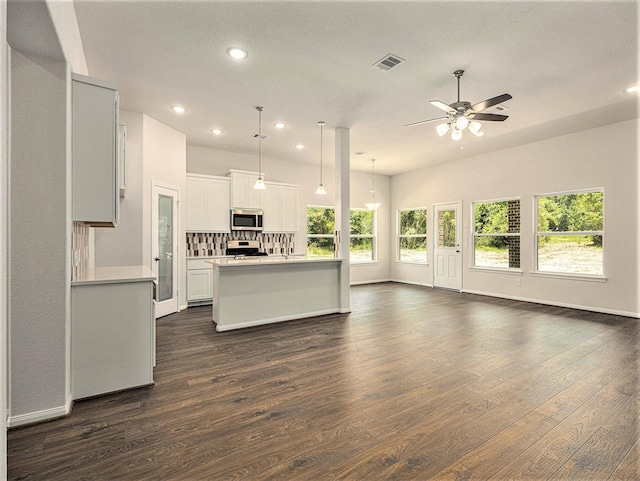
[396, 261, 428, 266]
[351, 261, 378, 266]
[531, 271, 607, 283]
[469, 267, 523, 276]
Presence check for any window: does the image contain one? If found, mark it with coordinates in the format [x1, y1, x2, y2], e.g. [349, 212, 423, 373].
[306, 207, 377, 262]
[398, 208, 427, 263]
[473, 199, 520, 269]
[307, 206, 335, 258]
[350, 209, 376, 263]
[536, 190, 604, 276]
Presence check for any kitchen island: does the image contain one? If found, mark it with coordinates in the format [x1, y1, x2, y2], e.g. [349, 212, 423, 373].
[208, 257, 345, 331]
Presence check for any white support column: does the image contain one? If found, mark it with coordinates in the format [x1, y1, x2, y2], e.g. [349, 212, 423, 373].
[334, 127, 351, 312]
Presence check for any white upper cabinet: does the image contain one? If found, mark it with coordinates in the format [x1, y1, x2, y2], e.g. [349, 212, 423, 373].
[186, 174, 230, 232]
[229, 170, 263, 209]
[263, 183, 299, 233]
[72, 73, 119, 227]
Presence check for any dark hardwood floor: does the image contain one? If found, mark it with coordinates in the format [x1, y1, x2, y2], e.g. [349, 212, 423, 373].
[8, 283, 639, 480]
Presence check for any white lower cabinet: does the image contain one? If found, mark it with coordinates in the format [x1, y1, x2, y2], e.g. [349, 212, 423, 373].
[187, 259, 214, 304]
[72, 271, 155, 400]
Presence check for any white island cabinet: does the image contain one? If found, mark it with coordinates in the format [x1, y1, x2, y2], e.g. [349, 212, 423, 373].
[209, 257, 345, 331]
[72, 266, 156, 400]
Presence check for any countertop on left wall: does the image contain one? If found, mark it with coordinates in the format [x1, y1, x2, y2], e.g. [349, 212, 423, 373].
[71, 265, 156, 286]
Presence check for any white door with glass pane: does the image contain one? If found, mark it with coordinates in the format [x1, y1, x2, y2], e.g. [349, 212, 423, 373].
[152, 184, 179, 318]
[433, 202, 462, 291]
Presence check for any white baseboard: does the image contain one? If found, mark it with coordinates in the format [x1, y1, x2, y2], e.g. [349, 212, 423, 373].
[8, 393, 72, 428]
[350, 278, 391, 286]
[389, 278, 433, 288]
[215, 308, 342, 332]
[462, 288, 640, 319]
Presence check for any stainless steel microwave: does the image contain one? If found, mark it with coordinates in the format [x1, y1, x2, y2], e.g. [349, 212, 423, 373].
[231, 209, 263, 231]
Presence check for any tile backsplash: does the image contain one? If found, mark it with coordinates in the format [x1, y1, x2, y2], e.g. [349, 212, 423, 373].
[72, 222, 90, 281]
[186, 232, 295, 257]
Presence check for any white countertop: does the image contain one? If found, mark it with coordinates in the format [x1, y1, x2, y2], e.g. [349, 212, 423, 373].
[72, 265, 156, 286]
[207, 256, 342, 267]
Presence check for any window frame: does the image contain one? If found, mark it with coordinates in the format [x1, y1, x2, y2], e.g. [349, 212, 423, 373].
[350, 208, 377, 264]
[471, 197, 521, 272]
[533, 188, 605, 280]
[397, 207, 428, 264]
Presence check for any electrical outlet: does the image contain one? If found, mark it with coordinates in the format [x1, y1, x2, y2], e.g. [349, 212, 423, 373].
[515, 278, 521, 286]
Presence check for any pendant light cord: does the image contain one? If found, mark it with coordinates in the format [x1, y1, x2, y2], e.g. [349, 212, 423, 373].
[257, 106, 263, 177]
[319, 121, 324, 183]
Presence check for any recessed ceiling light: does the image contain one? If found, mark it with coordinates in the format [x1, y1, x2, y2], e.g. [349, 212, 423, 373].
[624, 84, 639, 93]
[171, 106, 186, 113]
[295, 144, 304, 150]
[210, 129, 223, 135]
[274, 122, 286, 129]
[227, 47, 247, 60]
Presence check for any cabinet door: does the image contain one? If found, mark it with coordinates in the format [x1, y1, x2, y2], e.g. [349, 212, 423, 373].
[72, 74, 119, 227]
[280, 186, 299, 232]
[186, 177, 207, 231]
[230, 172, 263, 209]
[262, 186, 281, 232]
[187, 270, 213, 301]
[206, 178, 230, 231]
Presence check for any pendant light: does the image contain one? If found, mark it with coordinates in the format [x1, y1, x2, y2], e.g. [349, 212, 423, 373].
[253, 106, 266, 190]
[365, 158, 381, 210]
[315, 121, 326, 195]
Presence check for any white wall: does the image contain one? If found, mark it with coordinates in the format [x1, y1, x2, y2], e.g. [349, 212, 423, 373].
[1, 0, 8, 474]
[95, 110, 144, 266]
[391, 119, 639, 317]
[143, 115, 187, 309]
[186, 143, 391, 284]
[9, 48, 70, 422]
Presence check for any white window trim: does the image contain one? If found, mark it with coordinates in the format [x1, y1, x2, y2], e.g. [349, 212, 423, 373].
[471, 198, 521, 272]
[534, 190, 605, 278]
[397, 207, 428, 264]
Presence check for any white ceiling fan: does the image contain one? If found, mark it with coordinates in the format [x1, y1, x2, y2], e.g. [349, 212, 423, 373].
[406, 70, 512, 140]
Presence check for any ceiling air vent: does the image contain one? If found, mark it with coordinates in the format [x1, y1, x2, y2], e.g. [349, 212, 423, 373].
[372, 54, 405, 72]
[486, 104, 509, 113]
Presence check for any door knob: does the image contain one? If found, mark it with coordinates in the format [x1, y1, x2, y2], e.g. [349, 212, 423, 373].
[154, 257, 160, 261]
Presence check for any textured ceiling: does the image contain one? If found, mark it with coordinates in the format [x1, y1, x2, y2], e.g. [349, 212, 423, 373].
[73, 1, 639, 175]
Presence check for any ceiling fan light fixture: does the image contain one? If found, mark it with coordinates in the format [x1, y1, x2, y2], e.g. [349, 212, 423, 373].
[436, 123, 450, 136]
[455, 116, 469, 130]
[451, 128, 462, 141]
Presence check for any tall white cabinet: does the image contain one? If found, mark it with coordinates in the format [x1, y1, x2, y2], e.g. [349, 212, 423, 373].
[72, 73, 120, 227]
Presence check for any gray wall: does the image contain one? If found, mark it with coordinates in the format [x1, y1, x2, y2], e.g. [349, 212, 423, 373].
[9, 48, 69, 420]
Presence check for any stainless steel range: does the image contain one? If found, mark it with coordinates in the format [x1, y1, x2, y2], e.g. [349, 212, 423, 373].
[226, 240, 268, 258]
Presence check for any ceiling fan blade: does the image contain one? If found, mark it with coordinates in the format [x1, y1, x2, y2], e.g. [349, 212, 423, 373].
[470, 94, 512, 113]
[467, 112, 508, 122]
[429, 100, 456, 114]
[405, 116, 449, 128]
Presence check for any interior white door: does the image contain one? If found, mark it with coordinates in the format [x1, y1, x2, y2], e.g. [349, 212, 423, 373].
[433, 201, 462, 291]
[152, 184, 179, 318]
